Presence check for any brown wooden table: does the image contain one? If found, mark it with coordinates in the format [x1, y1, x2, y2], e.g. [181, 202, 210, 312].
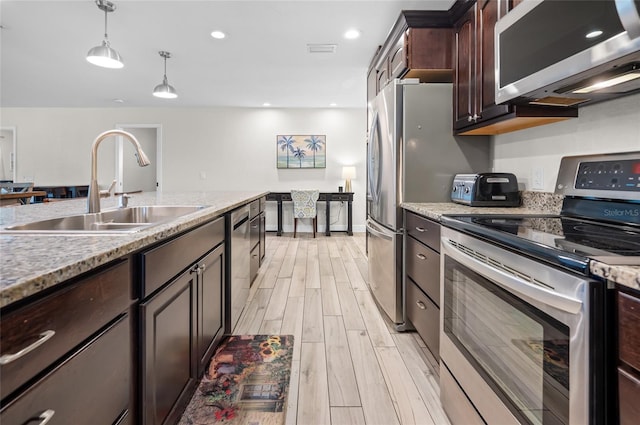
[266, 192, 353, 236]
[0, 191, 47, 206]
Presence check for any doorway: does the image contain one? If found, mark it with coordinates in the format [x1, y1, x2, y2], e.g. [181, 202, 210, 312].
[0, 127, 17, 182]
[115, 124, 162, 193]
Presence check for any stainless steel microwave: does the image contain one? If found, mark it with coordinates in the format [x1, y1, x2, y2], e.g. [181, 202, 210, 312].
[495, 0, 640, 107]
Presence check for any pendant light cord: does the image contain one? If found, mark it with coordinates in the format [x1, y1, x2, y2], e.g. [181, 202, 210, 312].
[103, 8, 109, 40]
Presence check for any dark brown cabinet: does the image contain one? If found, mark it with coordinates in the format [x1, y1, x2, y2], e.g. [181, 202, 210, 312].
[141, 267, 197, 425]
[140, 217, 225, 425]
[0, 259, 133, 424]
[453, 0, 577, 135]
[618, 287, 640, 425]
[404, 211, 441, 361]
[196, 244, 225, 376]
[367, 11, 454, 105]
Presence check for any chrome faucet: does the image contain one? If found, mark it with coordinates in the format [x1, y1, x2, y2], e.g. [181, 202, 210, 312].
[87, 130, 150, 213]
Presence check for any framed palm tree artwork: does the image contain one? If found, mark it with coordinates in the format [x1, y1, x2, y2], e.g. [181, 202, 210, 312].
[276, 135, 326, 168]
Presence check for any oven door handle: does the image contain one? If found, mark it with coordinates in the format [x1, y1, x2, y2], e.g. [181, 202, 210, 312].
[442, 238, 583, 315]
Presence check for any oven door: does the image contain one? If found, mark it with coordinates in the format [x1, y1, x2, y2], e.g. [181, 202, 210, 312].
[439, 227, 603, 425]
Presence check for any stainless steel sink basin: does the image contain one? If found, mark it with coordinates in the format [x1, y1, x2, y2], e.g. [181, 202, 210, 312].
[2, 205, 207, 233]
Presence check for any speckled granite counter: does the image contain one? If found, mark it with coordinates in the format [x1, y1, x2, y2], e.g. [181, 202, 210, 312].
[591, 261, 640, 292]
[401, 202, 553, 222]
[401, 193, 640, 291]
[0, 191, 267, 308]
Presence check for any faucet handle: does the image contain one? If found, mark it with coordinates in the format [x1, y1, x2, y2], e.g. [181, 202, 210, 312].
[118, 193, 132, 208]
[99, 179, 117, 198]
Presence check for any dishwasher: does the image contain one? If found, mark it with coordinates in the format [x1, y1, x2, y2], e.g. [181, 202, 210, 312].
[226, 205, 250, 333]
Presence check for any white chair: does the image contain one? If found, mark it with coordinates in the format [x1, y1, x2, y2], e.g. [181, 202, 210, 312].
[291, 189, 320, 238]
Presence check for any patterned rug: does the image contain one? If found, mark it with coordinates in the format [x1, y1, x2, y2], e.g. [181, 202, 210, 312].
[179, 335, 294, 425]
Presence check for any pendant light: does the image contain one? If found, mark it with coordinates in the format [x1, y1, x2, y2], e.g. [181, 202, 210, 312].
[86, 0, 124, 69]
[153, 51, 178, 99]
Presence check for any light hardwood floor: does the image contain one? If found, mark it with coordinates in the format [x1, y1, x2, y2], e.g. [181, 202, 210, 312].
[233, 232, 450, 425]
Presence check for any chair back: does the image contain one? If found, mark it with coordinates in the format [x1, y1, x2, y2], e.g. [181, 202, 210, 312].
[291, 189, 320, 218]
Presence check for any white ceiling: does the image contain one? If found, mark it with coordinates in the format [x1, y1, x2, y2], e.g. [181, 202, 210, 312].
[0, 0, 455, 108]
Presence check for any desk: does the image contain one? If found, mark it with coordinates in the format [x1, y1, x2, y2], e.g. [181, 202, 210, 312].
[266, 192, 353, 236]
[0, 191, 47, 207]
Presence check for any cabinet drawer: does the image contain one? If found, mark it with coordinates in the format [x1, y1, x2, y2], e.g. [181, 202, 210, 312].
[0, 259, 131, 400]
[406, 236, 440, 306]
[249, 199, 260, 219]
[1, 315, 130, 424]
[619, 367, 640, 425]
[142, 217, 224, 297]
[406, 278, 440, 360]
[331, 193, 351, 201]
[406, 212, 440, 252]
[618, 290, 640, 372]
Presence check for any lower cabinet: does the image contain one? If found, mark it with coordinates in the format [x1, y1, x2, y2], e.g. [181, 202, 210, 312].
[139, 217, 226, 425]
[404, 211, 441, 361]
[0, 259, 133, 424]
[141, 268, 197, 425]
[196, 244, 225, 376]
[1, 315, 131, 425]
[618, 287, 640, 425]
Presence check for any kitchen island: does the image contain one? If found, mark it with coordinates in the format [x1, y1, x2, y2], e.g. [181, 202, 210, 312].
[0, 190, 267, 307]
[0, 190, 267, 425]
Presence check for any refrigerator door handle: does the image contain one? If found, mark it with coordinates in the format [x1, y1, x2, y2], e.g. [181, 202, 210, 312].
[367, 111, 382, 204]
[366, 220, 393, 241]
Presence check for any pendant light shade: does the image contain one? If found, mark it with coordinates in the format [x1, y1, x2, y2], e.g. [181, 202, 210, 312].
[153, 51, 178, 99]
[86, 0, 123, 69]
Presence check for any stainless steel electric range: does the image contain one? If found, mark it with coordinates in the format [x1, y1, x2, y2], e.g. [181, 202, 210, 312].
[439, 151, 639, 425]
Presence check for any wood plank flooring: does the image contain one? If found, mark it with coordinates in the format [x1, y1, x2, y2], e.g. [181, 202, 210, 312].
[233, 233, 450, 425]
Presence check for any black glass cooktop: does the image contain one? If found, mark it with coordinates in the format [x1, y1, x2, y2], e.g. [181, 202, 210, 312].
[441, 214, 640, 275]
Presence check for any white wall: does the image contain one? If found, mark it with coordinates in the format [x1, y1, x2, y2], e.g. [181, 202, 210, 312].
[492, 92, 640, 192]
[0, 107, 367, 232]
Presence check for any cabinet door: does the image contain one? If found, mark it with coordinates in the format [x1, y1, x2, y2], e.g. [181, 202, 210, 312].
[388, 32, 407, 79]
[377, 60, 390, 93]
[197, 244, 225, 376]
[367, 67, 378, 104]
[453, 4, 477, 130]
[476, 0, 510, 122]
[141, 271, 197, 425]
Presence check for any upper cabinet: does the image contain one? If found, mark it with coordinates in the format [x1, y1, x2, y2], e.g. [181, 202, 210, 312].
[367, 11, 455, 104]
[453, 0, 578, 135]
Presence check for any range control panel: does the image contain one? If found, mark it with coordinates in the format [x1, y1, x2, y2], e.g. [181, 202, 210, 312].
[576, 159, 640, 191]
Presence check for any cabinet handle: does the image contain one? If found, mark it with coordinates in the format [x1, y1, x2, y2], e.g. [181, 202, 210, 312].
[467, 116, 473, 122]
[416, 253, 427, 260]
[472, 114, 481, 121]
[199, 264, 206, 273]
[415, 226, 426, 232]
[190, 265, 202, 276]
[416, 300, 427, 310]
[0, 330, 55, 365]
[36, 410, 55, 425]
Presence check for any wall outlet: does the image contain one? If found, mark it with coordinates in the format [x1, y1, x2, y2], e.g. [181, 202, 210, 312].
[532, 167, 544, 190]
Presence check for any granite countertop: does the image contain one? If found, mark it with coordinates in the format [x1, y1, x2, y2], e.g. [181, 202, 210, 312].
[401, 199, 640, 292]
[0, 191, 267, 308]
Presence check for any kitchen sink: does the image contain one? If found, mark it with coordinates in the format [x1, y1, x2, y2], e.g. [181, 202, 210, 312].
[2, 205, 207, 234]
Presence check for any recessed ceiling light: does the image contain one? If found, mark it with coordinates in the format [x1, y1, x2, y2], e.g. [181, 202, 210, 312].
[586, 30, 603, 39]
[211, 30, 226, 39]
[263, 102, 271, 107]
[329, 103, 337, 107]
[344, 29, 360, 40]
[113, 98, 125, 103]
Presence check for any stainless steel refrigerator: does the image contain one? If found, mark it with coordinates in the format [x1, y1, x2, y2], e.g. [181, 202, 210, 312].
[366, 79, 489, 327]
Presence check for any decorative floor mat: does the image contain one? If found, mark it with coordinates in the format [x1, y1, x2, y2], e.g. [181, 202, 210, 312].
[179, 335, 294, 425]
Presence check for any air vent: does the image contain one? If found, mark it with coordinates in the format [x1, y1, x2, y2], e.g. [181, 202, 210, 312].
[448, 239, 555, 291]
[307, 44, 337, 54]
